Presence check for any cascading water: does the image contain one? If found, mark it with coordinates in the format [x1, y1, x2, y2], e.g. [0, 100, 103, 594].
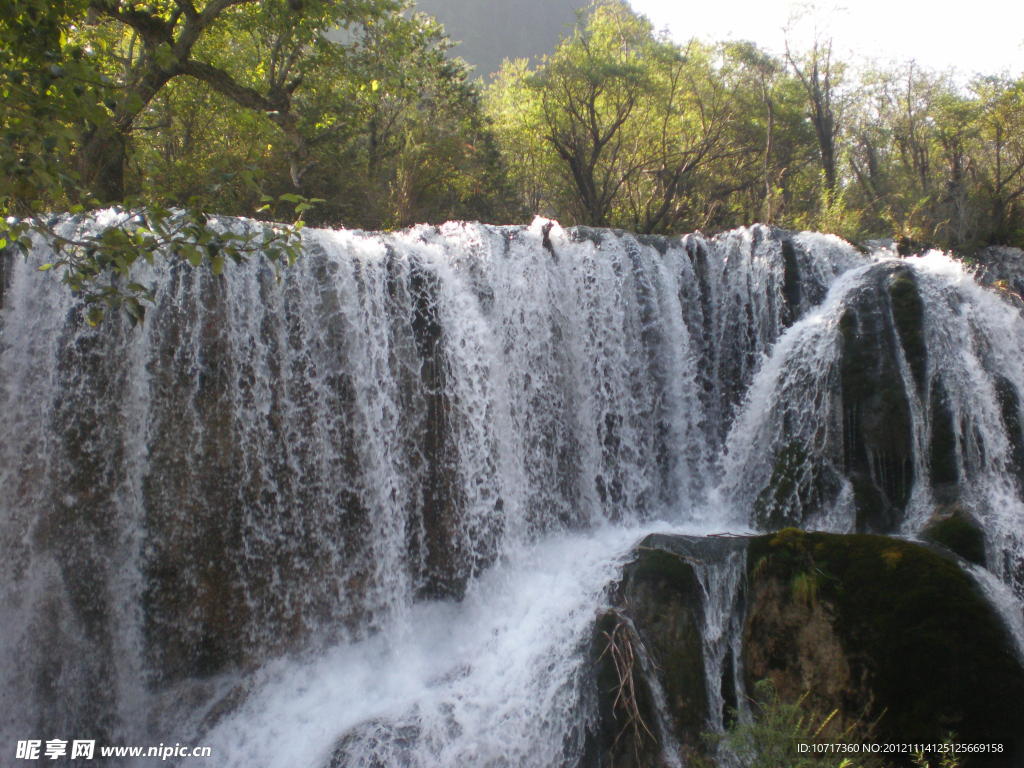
[1, 215, 1022, 766]
[721, 251, 1024, 592]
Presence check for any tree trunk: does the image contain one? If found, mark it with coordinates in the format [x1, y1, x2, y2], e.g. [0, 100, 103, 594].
[78, 126, 128, 204]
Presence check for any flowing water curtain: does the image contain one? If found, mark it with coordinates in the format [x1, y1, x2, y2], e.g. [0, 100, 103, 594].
[2, 219, 1024, 766]
[722, 252, 1024, 593]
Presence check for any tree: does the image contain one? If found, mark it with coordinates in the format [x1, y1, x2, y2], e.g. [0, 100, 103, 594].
[530, 1, 651, 227]
[1, 0, 382, 321]
[847, 63, 956, 245]
[784, 32, 843, 199]
[486, 1, 749, 234]
[974, 76, 1024, 243]
[124, 6, 514, 229]
[60, 0, 399, 203]
[1, 0, 515, 320]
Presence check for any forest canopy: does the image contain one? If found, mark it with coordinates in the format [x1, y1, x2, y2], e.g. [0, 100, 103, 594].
[2, 0, 1023, 316]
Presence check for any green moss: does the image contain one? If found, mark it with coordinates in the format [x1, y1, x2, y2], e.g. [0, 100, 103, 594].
[790, 571, 819, 606]
[922, 512, 986, 565]
[888, 269, 927, 393]
[747, 532, 1024, 755]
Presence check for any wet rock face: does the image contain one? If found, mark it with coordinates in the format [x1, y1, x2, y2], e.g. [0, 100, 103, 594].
[753, 441, 844, 530]
[838, 264, 924, 531]
[994, 375, 1024, 493]
[583, 538, 712, 767]
[745, 530, 1024, 765]
[137, 254, 486, 684]
[751, 261, 936, 533]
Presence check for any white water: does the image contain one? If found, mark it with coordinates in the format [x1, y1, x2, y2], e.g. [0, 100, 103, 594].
[204, 523, 712, 768]
[693, 549, 748, 734]
[2, 217, 1023, 766]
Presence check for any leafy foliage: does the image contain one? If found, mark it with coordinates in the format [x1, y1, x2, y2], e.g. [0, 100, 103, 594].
[698, 680, 877, 768]
[484, 1, 1024, 248]
[694, 680, 962, 768]
[0, 0, 513, 321]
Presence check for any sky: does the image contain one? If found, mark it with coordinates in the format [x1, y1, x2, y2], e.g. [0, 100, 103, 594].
[628, 0, 1024, 79]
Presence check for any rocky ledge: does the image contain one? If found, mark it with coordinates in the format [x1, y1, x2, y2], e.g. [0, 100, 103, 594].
[583, 530, 1024, 767]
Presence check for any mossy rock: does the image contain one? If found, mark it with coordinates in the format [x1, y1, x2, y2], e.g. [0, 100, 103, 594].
[747, 530, 1024, 765]
[584, 536, 722, 766]
[837, 264, 923, 530]
[921, 509, 986, 565]
[888, 268, 927, 393]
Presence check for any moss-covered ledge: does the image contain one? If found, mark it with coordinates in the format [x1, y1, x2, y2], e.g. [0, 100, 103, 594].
[746, 529, 1024, 765]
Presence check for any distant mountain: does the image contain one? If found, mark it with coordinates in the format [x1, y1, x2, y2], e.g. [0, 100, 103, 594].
[412, 0, 589, 78]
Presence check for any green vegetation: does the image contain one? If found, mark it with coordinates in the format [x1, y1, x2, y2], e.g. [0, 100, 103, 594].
[486, 1, 1024, 248]
[0, 0, 516, 319]
[696, 680, 963, 768]
[695, 680, 881, 768]
[3, 0, 1024, 319]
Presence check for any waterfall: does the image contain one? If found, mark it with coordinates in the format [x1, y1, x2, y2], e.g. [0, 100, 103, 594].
[721, 251, 1024, 591]
[1, 216, 1022, 766]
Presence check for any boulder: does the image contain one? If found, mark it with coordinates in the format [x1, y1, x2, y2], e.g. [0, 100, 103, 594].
[746, 530, 1024, 765]
[586, 531, 1024, 767]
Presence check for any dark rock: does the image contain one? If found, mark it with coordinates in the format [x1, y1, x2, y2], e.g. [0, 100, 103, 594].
[897, 235, 933, 257]
[0, 245, 9, 309]
[746, 529, 1024, 765]
[584, 535, 722, 767]
[929, 379, 960, 490]
[838, 264, 923, 531]
[921, 507, 986, 565]
[780, 234, 802, 326]
[994, 375, 1024, 492]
